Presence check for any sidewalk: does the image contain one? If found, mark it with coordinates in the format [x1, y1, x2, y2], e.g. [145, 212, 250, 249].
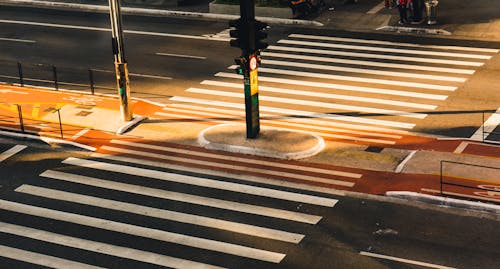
[1, 84, 499, 212]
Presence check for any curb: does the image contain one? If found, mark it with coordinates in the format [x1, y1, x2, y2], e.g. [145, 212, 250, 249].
[198, 123, 326, 160]
[0, 0, 323, 26]
[0, 130, 96, 151]
[386, 191, 500, 215]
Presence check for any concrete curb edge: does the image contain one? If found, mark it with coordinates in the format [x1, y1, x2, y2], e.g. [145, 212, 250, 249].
[198, 123, 326, 160]
[386, 191, 500, 215]
[0, 0, 323, 26]
[0, 130, 96, 151]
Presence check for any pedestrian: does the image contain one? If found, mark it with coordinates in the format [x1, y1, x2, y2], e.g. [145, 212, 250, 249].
[397, 0, 408, 24]
[384, 0, 393, 8]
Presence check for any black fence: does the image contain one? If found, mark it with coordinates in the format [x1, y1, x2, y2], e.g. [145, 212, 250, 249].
[0, 59, 116, 95]
[440, 160, 500, 204]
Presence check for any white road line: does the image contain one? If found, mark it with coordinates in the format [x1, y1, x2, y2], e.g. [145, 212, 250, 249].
[41, 170, 323, 224]
[128, 73, 172, 80]
[279, 39, 493, 60]
[366, 1, 385, 14]
[267, 45, 485, 67]
[395, 150, 417, 173]
[0, 199, 285, 263]
[234, 66, 458, 91]
[160, 107, 395, 144]
[17, 185, 304, 243]
[201, 80, 438, 110]
[215, 72, 448, 100]
[70, 128, 90, 140]
[0, 37, 36, 43]
[0, 19, 226, 42]
[187, 88, 427, 119]
[92, 152, 346, 197]
[261, 51, 475, 74]
[170, 96, 416, 129]
[262, 59, 467, 82]
[156, 52, 207, 60]
[359, 251, 456, 269]
[0, 145, 27, 162]
[169, 103, 409, 135]
[0, 222, 224, 269]
[0, 245, 105, 269]
[453, 141, 469, 154]
[97, 143, 355, 190]
[164, 104, 403, 139]
[470, 108, 500, 141]
[62, 157, 342, 206]
[289, 33, 500, 53]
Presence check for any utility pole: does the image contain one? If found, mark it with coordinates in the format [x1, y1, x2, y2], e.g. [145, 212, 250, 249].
[108, 0, 132, 122]
[229, 0, 268, 139]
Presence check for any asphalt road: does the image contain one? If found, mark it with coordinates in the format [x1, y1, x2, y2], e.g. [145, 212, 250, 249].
[1, 138, 499, 268]
[2, 6, 500, 143]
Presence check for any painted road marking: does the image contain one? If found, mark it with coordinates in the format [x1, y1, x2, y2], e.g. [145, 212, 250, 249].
[395, 150, 417, 173]
[0, 222, 224, 269]
[262, 59, 467, 82]
[279, 39, 493, 60]
[470, 108, 500, 141]
[267, 45, 485, 67]
[453, 141, 470, 154]
[160, 108, 396, 144]
[216, 72, 448, 100]
[0, 145, 27, 162]
[187, 87, 428, 119]
[156, 52, 207, 60]
[0, 199, 286, 263]
[170, 96, 416, 129]
[101, 143, 354, 185]
[289, 33, 500, 53]
[16, 185, 304, 243]
[0, 37, 36, 43]
[0, 245, 104, 269]
[0, 20, 227, 42]
[63, 156, 346, 203]
[360, 251, 456, 269]
[202, 80, 438, 110]
[367, 1, 385, 14]
[70, 128, 90, 140]
[41, 170, 324, 224]
[91, 151, 346, 198]
[233, 66, 458, 91]
[162, 105, 402, 140]
[0, 89, 29, 94]
[421, 188, 500, 203]
[168, 103, 409, 135]
[261, 51, 475, 75]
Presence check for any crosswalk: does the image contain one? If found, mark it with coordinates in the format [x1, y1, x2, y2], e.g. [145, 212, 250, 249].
[157, 33, 499, 145]
[0, 143, 349, 268]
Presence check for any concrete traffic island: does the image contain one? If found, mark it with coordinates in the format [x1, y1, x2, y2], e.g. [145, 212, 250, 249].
[198, 123, 325, 160]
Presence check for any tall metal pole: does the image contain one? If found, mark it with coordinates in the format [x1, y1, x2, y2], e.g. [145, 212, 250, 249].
[241, 0, 260, 138]
[109, 0, 132, 122]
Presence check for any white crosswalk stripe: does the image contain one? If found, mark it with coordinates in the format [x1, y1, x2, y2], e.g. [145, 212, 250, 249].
[1, 151, 344, 267]
[160, 33, 498, 145]
[0, 222, 223, 269]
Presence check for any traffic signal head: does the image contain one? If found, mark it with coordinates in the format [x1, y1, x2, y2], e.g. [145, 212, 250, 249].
[254, 20, 269, 52]
[229, 19, 249, 51]
[234, 57, 248, 75]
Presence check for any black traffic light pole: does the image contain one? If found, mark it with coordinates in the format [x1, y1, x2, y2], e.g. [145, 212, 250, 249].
[229, 0, 268, 139]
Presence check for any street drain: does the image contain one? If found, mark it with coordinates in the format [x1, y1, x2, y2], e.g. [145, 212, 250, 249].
[365, 146, 384, 153]
[76, 110, 92, 117]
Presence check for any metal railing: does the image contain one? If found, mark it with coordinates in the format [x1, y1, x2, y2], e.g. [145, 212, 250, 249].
[0, 102, 65, 138]
[0, 59, 116, 95]
[440, 160, 500, 204]
[481, 111, 500, 144]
